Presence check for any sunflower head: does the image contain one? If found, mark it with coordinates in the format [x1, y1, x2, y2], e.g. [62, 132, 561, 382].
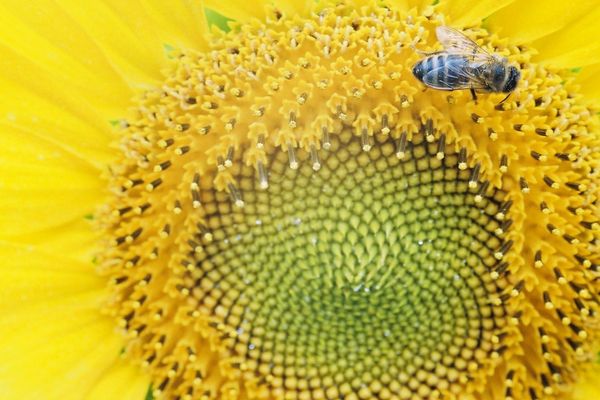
[93, 1, 600, 399]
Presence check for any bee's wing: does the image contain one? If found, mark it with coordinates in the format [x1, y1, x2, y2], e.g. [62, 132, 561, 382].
[421, 64, 489, 91]
[436, 26, 491, 61]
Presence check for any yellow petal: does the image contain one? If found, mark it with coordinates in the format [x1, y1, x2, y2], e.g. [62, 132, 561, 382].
[0, 91, 114, 167]
[204, 0, 270, 22]
[9, 217, 101, 264]
[0, 124, 105, 238]
[139, 0, 210, 50]
[51, 0, 166, 85]
[0, 240, 105, 308]
[437, 0, 516, 27]
[275, 0, 314, 17]
[531, 6, 600, 68]
[86, 358, 150, 400]
[0, 185, 101, 239]
[0, 0, 210, 125]
[573, 364, 600, 400]
[0, 315, 125, 400]
[575, 64, 600, 104]
[486, 0, 597, 43]
[0, 241, 125, 400]
[0, 2, 134, 119]
[0, 240, 104, 307]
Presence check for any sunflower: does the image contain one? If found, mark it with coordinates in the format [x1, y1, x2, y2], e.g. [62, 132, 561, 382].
[1, 0, 599, 399]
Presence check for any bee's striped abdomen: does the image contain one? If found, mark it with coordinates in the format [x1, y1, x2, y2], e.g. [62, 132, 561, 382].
[412, 54, 471, 90]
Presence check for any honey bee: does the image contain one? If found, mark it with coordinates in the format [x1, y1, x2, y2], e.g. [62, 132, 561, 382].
[412, 26, 520, 103]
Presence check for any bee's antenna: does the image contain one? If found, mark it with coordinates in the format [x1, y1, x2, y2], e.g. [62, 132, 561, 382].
[498, 93, 511, 105]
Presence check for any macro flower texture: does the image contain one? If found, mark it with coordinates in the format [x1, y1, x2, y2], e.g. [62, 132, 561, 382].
[1, 0, 599, 399]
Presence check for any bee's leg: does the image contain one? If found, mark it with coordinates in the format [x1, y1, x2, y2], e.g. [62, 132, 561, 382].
[470, 88, 478, 104]
[498, 93, 511, 105]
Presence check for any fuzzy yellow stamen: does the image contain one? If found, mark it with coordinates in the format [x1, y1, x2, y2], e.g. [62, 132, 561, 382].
[99, 2, 599, 399]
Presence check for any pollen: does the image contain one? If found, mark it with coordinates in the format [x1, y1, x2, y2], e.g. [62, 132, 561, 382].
[99, 2, 599, 400]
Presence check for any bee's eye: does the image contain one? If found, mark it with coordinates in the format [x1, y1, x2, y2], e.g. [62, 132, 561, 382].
[493, 64, 506, 85]
[503, 66, 521, 92]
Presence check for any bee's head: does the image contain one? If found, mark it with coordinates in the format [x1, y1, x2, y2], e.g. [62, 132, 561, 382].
[502, 65, 520, 93]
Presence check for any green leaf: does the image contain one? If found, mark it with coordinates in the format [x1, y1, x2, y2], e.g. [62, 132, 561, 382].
[481, 17, 490, 30]
[205, 8, 233, 32]
[145, 385, 153, 400]
[163, 43, 176, 58]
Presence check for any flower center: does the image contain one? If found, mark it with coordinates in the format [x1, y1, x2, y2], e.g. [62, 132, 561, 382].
[100, 2, 599, 400]
[193, 131, 507, 399]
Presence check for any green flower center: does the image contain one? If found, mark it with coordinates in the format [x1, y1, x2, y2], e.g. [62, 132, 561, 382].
[193, 130, 507, 397]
